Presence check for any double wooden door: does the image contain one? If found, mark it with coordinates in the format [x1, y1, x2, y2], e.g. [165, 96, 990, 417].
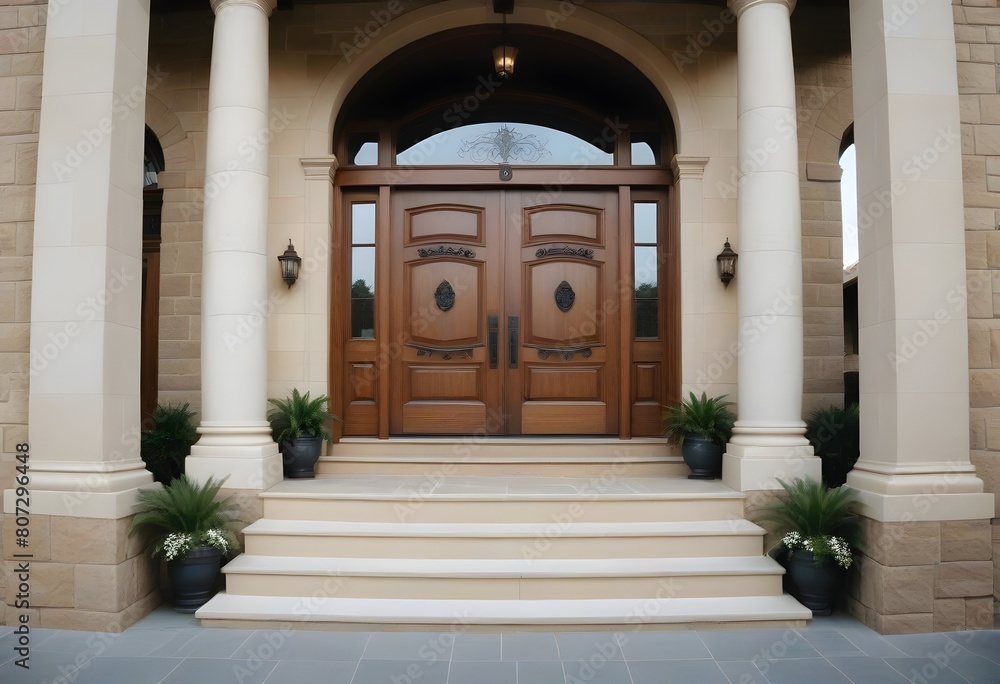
[390, 189, 619, 435]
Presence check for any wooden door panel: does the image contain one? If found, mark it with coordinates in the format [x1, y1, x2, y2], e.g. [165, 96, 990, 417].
[507, 192, 618, 436]
[392, 191, 501, 435]
[408, 365, 481, 400]
[405, 259, 482, 346]
[523, 205, 602, 243]
[406, 205, 484, 244]
[523, 260, 603, 346]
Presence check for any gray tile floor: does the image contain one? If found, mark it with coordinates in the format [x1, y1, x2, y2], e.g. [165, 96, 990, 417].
[0, 609, 998, 684]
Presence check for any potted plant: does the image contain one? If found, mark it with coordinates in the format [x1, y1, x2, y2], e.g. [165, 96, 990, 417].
[129, 475, 238, 613]
[805, 403, 860, 487]
[760, 477, 861, 615]
[140, 402, 199, 485]
[267, 388, 337, 478]
[662, 391, 735, 479]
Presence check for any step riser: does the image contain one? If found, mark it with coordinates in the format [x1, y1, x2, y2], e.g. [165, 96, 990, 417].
[261, 498, 745, 524]
[224, 574, 784, 601]
[329, 441, 677, 460]
[244, 534, 763, 559]
[317, 462, 688, 478]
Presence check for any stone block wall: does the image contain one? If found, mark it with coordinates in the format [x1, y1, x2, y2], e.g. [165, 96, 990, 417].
[848, 519, 995, 633]
[0, 0, 43, 626]
[792, 7, 852, 417]
[955, 0, 1000, 626]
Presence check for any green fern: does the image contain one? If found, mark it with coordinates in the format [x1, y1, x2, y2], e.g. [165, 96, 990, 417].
[140, 402, 199, 484]
[129, 475, 238, 560]
[760, 477, 862, 551]
[661, 392, 735, 445]
[267, 388, 335, 446]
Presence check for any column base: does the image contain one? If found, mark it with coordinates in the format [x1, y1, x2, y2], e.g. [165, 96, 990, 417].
[721, 443, 821, 492]
[186, 423, 284, 490]
[3, 464, 155, 518]
[846, 467, 995, 522]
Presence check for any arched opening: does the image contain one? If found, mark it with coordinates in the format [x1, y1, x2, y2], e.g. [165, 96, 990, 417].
[839, 123, 858, 407]
[141, 126, 165, 427]
[330, 25, 679, 439]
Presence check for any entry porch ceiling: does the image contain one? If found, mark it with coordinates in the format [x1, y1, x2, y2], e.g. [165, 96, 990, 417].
[151, 0, 847, 13]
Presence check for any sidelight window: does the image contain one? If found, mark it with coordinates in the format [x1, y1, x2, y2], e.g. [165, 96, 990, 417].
[633, 201, 659, 338]
[350, 202, 376, 338]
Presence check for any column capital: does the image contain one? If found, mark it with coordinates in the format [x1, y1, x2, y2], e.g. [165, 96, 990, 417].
[670, 155, 710, 182]
[210, 0, 277, 17]
[301, 156, 340, 182]
[728, 0, 795, 18]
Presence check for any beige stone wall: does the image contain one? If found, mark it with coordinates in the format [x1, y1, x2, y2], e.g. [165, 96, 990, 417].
[848, 519, 995, 633]
[0, 0, 43, 626]
[955, 0, 1000, 619]
[792, 8, 851, 417]
[146, 10, 214, 415]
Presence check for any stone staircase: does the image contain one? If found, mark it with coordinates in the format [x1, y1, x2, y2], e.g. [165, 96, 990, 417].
[196, 439, 811, 629]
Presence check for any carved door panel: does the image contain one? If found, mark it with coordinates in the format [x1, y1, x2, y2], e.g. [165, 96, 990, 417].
[390, 191, 503, 434]
[505, 191, 619, 435]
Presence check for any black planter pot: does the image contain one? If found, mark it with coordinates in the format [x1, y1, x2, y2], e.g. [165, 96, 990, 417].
[281, 434, 322, 478]
[786, 549, 843, 616]
[167, 545, 223, 613]
[681, 434, 723, 480]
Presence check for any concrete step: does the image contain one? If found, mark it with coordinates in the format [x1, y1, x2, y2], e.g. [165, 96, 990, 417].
[221, 555, 786, 600]
[242, 519, 766, 559]
[259, 477, 746, 523]
[197, 593, 812, 630]
[320, 437, 684, 477]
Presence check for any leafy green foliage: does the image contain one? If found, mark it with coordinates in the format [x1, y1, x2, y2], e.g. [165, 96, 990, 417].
[352, 278, 373, 299]
[805, 403, 860, 487]
[267, 388, 336, 446]
[129, 475, 239, 561]
[760, 477, 862, 554]
[661, 392, 735, 446]
[140, 403, 199, 485]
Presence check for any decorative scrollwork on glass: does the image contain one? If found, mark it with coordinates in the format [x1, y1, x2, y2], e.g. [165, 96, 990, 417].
[435, 280, 456, 311]
[554, 281, 576, 312]
[458, 124, 551, 164]
[535, 246, 595, 260]
[417, 245, 477, 259]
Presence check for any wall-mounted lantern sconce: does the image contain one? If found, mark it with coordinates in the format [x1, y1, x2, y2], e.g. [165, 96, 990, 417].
[717, 239, 738, 287]
[278, 239, 301, 287]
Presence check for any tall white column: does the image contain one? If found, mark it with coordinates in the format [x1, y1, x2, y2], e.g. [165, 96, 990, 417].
[3, 0, 153, 519]
[722, 0, 821, 491]
[846, 0, 991, 521]
[186, 0, 282, 490]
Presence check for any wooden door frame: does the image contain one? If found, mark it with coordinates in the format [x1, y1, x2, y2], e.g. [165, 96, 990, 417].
[331, 144, 677, 438]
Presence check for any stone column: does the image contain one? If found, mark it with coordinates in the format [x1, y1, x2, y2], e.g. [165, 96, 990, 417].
[185, 0, 282, 491]
[845, 0, 993, 634]
[722, 0, 821, 491]
[2, 0, 159, 631]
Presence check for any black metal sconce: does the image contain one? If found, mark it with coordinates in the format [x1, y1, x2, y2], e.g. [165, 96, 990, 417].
[717, 239, 738, 287]
[278, 239, 301, 287]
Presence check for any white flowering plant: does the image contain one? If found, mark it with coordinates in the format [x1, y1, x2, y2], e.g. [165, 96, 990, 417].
[761, 477, 861, 569]
[155, 528, 238, 562]
[781, 531, 854, 569]
[130, 475, 241, 563]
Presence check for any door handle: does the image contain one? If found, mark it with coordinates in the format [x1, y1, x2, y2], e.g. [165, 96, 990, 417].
[508, 316, 519, 368]
[488, 315, 498, 369]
